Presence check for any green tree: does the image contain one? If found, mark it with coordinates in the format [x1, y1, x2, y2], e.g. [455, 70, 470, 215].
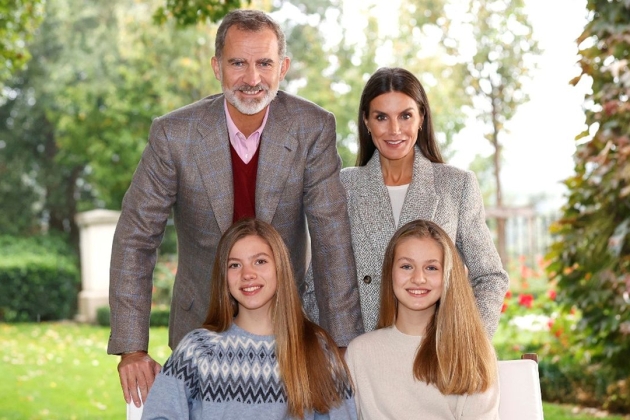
[0, 0, 45, 89]
[442, 0, 540, 265]
[0, 0, 220, 244]
[547, 0, 630, 386]
[278, 0, 469, 165]
[390, 0, 469, 158]
[153, 0, 247, 26]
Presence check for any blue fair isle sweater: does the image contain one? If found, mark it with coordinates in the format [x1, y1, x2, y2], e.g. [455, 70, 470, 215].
[141, 324, 357, 420]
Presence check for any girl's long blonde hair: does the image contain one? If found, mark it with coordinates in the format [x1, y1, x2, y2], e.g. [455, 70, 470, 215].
[203, 218, 351, 418]
[377, 219, 497, 394]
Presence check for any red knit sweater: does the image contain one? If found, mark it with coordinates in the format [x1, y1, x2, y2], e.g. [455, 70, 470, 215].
[230, 144, 259, 223]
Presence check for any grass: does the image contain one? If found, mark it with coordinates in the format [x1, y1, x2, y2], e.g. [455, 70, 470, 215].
[0, 322, 170, 420]
[1, 322, 628, 419]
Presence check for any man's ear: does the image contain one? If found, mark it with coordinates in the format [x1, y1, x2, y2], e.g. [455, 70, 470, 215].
[279, 56, 291, 81]
[211, 56, 221, 81]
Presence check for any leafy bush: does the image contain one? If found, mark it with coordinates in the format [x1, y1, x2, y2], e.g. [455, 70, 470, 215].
[95, 306, 170, 328]
[97, 254, 175, 328]
[149, 308, 170, 327]
[495, 254, 630, 413]
[546, 0, 630, 391]
[152, 254, 176, 308]
[96, 305, 110, 327]
[0, 235, 79, 322]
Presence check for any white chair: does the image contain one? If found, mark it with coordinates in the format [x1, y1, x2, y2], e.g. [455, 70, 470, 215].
[498, 354, 544, 420]
[127, 355, 545, 420]
[127, 388, 143, 420]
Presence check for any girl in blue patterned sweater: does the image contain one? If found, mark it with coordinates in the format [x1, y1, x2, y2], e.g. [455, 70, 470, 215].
[142, 218, 356, 419]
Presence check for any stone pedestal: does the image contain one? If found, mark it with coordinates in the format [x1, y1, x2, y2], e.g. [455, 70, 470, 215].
[75, 209, 120, 323]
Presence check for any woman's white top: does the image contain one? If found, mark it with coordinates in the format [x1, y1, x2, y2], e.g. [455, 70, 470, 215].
[386, 184, 409, 228]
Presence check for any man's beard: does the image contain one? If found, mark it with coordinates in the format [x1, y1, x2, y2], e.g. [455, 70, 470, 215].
[223, 82, 278, 115]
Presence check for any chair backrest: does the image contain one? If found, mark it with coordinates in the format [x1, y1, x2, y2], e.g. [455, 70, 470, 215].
[127, 401, 143, 420]
[498, 356, 544, 420]
[127, 357, 545, 420]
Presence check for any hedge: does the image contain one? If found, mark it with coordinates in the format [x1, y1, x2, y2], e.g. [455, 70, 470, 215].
[0, 235, 80, 322]
[96, 306, 170, 328]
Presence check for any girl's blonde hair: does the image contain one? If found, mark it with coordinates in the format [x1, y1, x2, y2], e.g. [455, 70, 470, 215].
[377, 219, 497, 394]
[203, 218, 351, 418]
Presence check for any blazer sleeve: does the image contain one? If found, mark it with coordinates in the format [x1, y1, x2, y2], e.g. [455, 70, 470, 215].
[107, 117, 177, 354]
[303, 112, 364, 346]
[456, 171, 509, 338]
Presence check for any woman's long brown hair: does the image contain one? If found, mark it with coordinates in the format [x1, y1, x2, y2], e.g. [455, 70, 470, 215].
[203, 218, 351, 418]
[377, 219, 497, 394]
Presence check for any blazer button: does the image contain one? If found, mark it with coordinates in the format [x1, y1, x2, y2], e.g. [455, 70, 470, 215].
[363, 275, 372, 284]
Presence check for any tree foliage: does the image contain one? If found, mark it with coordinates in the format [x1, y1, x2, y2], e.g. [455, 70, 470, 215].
[152, 0, 248, 26]
[442, 0, 540, 264]
[0, 0, 45, 89]
[547, 0, 630, 378]
[0, 0, 220, 244]
[0, 0, 475, 245]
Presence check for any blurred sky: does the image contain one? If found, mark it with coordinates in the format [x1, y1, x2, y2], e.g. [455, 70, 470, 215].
[448, 0, 590, 211]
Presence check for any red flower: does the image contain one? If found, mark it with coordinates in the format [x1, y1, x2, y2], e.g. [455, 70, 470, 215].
[548, 289, 557, 301]
[501, 303, 508, 313]
[505, 290, 512, 299]
[547, 318, 554, 330]
[520, 264, 530, 279]
[518, 294, 534, 309]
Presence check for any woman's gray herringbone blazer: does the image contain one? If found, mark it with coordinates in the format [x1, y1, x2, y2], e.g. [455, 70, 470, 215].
[339, 147, 509, 336]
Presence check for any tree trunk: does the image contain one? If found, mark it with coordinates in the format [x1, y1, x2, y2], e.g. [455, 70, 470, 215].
[491, 95, 507, 268]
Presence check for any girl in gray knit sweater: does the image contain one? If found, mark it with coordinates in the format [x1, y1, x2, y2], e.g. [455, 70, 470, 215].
[142, 218, 356, 420]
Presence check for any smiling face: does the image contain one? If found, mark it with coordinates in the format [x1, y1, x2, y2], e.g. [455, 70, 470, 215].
[212, 26, 290, 117]
[392, 236, 444, 320]
[364, 91, 423, 165]
[227, 234, 278, 321]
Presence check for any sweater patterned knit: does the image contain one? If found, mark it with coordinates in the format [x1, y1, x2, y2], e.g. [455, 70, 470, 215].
[345, 326, 500, 420]
[142, 324, 357, 420]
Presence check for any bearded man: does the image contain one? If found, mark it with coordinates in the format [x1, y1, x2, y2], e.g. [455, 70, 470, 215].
[107, 9, 363, 408]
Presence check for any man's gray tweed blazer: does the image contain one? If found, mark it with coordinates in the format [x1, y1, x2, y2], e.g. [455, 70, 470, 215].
[107, 91, 363, 355]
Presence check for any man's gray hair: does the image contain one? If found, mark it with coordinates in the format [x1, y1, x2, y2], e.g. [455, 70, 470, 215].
[215, 9, 287, 60]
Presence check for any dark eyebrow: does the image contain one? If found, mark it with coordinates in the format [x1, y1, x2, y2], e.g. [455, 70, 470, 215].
[252, 252, 272, 259]
[370, 107, 416, 115]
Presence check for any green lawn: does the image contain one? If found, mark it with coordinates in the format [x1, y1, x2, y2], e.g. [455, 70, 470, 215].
[0, 322, 170, 420]
[1, 322, 628, 419]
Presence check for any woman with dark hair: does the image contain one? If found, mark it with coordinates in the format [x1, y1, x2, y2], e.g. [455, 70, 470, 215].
[307, 67, 508, 336]
[345, 219, 500, 419]
[142, 218, 356, 419]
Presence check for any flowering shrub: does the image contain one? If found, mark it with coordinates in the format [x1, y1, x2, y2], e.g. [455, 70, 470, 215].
[494, 254, 630, 413]
[152, 255, 177, 309]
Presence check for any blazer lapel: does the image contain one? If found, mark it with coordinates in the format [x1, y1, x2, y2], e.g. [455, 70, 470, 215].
[399, 146, 440, 226]
[255, 99, 297, 223]
[192, 97, 234, 234]
[355, 151, 398, 251]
